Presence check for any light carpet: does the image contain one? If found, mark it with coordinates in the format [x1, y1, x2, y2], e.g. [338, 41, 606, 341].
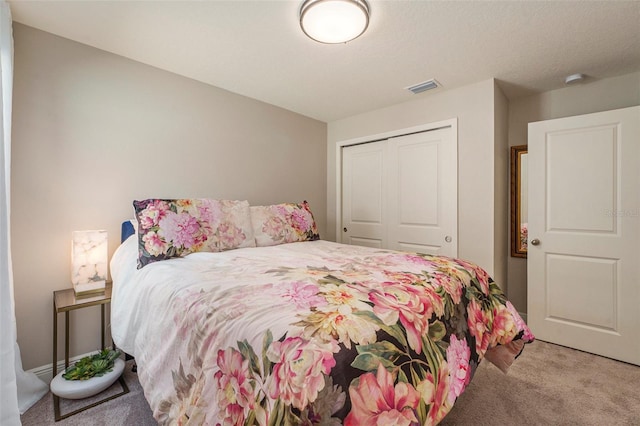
[21, 341, 640, 425]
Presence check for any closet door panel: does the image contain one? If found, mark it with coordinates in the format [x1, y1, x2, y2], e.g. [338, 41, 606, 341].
[388, 128, 457, 257]
[341, 141, 387, 248]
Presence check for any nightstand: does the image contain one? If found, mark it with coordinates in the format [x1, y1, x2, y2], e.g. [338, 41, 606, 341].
[52, 283, 129, 421]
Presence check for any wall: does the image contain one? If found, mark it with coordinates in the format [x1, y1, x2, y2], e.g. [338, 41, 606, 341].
[494, 83, 510, 298]
[11, 24, 327, 372]
[327, 79, 507, 288]
[507, 71, 640, 313]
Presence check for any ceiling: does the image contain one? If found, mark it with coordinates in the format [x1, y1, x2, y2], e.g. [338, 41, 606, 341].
[9, 0, 640, 123]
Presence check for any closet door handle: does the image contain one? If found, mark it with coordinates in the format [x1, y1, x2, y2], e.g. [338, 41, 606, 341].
[343, 227, 348, 232]
[530, 238, 540, 246]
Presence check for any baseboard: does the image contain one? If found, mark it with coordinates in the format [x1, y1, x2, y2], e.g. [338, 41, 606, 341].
[29, 349, 112, 384]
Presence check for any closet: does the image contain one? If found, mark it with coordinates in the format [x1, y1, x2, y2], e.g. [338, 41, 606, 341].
[340, 125, 457, 258]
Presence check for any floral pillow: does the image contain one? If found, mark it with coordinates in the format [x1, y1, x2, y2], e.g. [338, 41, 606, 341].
[133, 199, 255, 269]
[250, 201, 320, 247]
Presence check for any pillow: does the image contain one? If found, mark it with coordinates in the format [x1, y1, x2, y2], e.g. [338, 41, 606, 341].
[120, 219, 137, 243]
[250, 201, 320, 247]
[130, 218, 138, 232]
[133, 199, 255, 268]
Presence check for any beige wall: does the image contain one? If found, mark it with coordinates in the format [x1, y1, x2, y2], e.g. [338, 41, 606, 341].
[507, 71, 640, 313]
[12, 24, 327, 371]
[327, 79, 507, 288]
[494, 83, 510, 297]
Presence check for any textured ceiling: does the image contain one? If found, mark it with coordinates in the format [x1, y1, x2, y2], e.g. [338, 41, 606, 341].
[9, 0, 640, 122]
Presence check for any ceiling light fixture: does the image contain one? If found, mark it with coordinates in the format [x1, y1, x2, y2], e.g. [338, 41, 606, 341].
[300, 0, 370, 44]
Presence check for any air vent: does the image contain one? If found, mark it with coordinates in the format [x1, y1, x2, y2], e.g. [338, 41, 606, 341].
[406, 79, 439, 94]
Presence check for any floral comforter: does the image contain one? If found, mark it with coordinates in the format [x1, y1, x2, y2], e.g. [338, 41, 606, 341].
[110, 238, 533, 426]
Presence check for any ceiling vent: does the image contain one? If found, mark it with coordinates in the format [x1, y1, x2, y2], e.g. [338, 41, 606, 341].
[406, 79, 439, 94]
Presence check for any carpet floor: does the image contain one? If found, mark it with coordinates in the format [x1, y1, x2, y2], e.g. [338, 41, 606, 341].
[21, 340, 640, 425]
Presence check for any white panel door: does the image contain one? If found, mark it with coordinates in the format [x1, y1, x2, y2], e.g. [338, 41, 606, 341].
[387, 128, 457, 257]
[341, 141, 387, 248]
[528, 106, 640, 365]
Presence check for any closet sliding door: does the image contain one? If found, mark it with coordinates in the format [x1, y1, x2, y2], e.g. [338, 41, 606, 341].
[341, 141, 387, 249]
[341, 126, 457, 257]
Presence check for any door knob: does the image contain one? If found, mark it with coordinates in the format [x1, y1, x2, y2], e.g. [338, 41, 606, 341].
[445, 236, 452, 243]
[343, 227, 348, 232]
[530, 238, 540, 246]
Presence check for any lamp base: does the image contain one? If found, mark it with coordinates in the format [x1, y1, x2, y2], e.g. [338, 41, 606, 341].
[74, 281, 106, 297]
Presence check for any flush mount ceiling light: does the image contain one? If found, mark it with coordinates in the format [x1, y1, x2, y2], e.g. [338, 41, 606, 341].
[300, 0, 370, 44]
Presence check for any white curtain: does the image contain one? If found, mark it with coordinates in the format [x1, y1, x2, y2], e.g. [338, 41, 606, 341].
[0, 2, 47, 424]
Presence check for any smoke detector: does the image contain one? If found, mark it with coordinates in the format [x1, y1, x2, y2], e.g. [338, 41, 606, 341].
[564, 73, 585, 85]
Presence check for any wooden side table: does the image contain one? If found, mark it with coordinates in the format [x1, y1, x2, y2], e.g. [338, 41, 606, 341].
[52, 283, 129, 421]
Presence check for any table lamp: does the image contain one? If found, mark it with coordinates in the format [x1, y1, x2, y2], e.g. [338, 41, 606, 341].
[71, 230, 108, 296]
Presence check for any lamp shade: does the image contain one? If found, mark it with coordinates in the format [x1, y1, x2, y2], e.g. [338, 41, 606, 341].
[300, 0, 370, 44]
[71, 230, 108, 296]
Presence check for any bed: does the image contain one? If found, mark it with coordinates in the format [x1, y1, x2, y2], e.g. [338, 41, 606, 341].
[111, 199, 534, 425]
